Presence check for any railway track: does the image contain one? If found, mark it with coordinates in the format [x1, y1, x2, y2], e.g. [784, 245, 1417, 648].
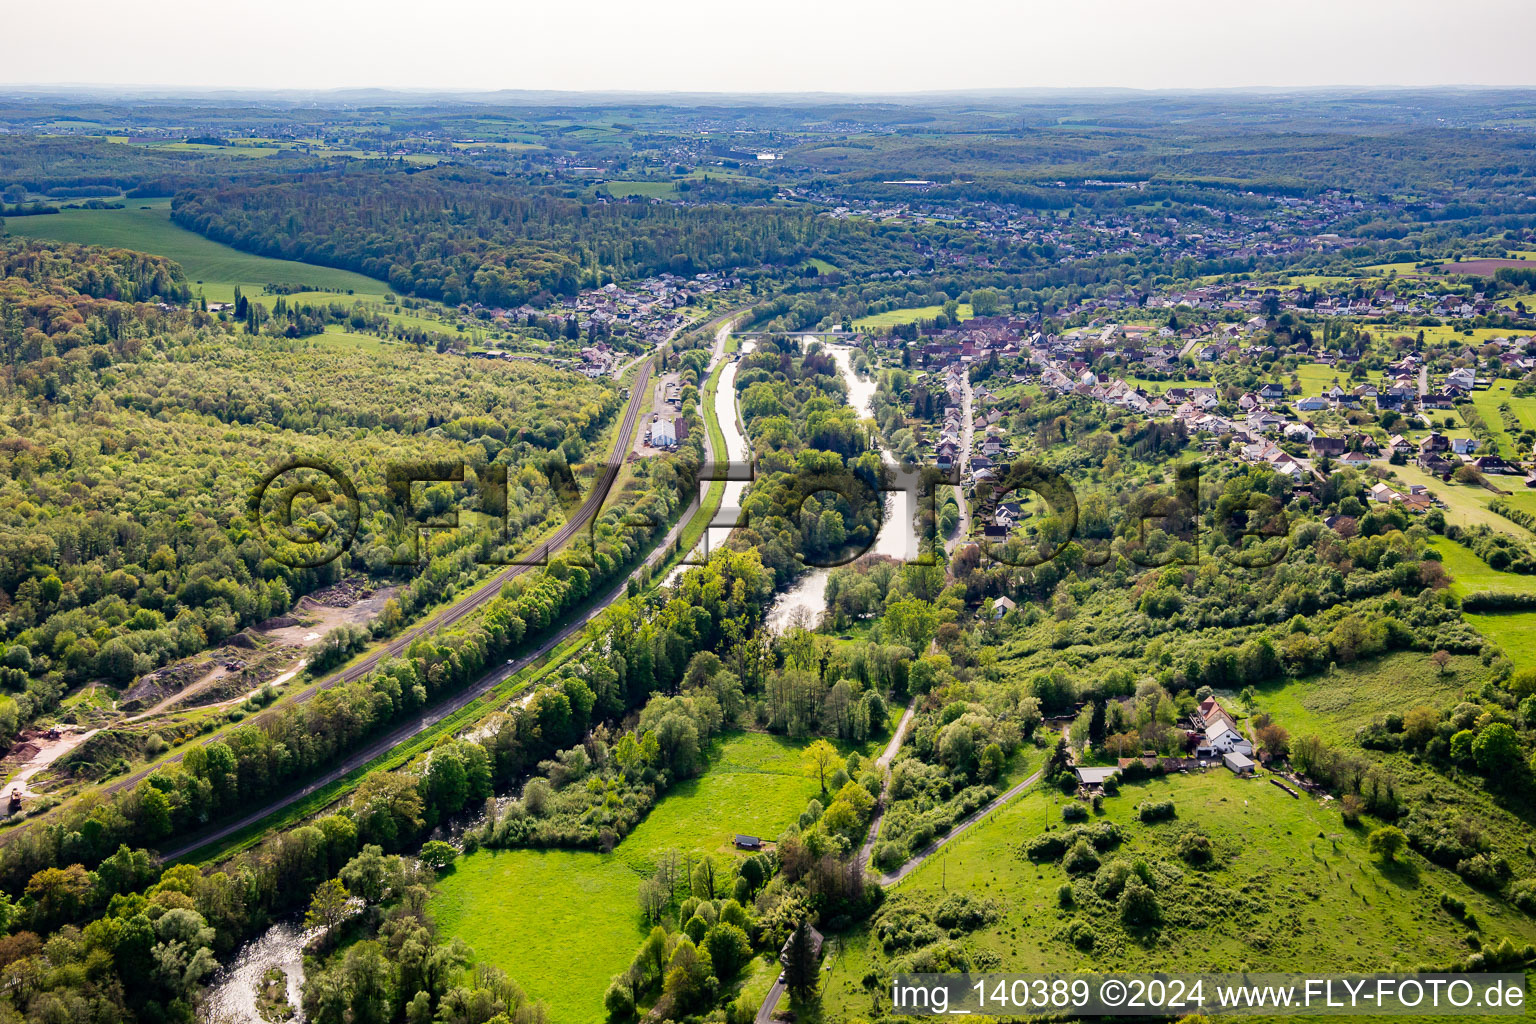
[89, 356, 653, 799]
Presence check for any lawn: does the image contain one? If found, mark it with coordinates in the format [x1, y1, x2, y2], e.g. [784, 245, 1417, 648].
[1291, 362, 1352, 394]
[853, 304, 974, 330]
[1463, 611, 1536, 670]
[1464, 380, 1536, 455]
[431, 731, 833, 1024]
[822, 770, 1536, 1022]
[5, 201, 389, 303]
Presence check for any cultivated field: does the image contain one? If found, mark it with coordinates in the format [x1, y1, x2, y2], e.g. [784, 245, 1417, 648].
[6, 200, 390, 302]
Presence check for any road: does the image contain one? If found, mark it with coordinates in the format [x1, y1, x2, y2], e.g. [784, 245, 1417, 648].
[945, 371, 975, 558]
[854, 703, 916, 871]
[151, 311, 753, 860]
[755, 975, 786, 1024]
[873, 766, 1044, 886]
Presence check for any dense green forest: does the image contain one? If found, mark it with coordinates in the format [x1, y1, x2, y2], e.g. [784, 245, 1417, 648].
[169, 167, 957, 304]
[0, 238, 626, 748]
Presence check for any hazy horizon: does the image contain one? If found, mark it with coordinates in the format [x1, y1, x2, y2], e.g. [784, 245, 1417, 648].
[9, 0, 1536, 95]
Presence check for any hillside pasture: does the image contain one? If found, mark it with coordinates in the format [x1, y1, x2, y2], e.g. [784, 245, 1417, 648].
[431, 731, 836, 1024]
[822, 770, 1536, 1021]
[6, 201, 390, 302]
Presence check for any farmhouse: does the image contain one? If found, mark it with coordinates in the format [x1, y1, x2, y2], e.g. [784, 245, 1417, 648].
[1199, 721, 1254, 758]
[779, 924, 824, 968]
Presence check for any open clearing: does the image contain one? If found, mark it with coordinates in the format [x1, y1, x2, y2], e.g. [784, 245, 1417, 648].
[1255, 651, 1479, 744]
[1429, 536, 1536, 598]
[853, 303, 974, 329]
[822, 770, 1536, 1021]
[430, 731, 833, 1024]
[6, 201, 389, 302]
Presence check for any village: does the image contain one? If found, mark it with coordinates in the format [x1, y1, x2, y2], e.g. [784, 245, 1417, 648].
[860, 282, 1536, 550]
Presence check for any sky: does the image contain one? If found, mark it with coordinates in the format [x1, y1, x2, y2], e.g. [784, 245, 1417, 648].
[9, 0, 1536, 95]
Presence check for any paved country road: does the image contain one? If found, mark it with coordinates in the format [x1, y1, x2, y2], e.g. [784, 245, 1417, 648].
[871, 723, 1068, 886]
[873, 767, 1044, 886]
[854, 703, 916, 871]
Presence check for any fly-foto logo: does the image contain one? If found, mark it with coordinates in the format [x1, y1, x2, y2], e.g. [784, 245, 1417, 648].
[248, 457, 1292, 571]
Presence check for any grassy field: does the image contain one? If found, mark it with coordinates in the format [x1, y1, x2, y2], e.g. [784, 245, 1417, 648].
[1464, 611, 1536, 669]
[5, 201, 389, 302]
[1255, 651, 1478, 745]
[822, 770, 1536, 1021]
[431, 731, 834, 1024]
[1428, 536, 1536, 598]
[1291, 362, 1352, 394]
[853, 303, 974, 330]
[1384, 463, 1524, 538]
[601, 180, 677, 199]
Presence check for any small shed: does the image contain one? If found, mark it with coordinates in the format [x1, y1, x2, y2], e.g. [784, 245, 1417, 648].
[733, 834, 764, 850]
[1223, 751, 1256, 776]
[1074, 766, 1121, 788]
[779, 924, 824, 967]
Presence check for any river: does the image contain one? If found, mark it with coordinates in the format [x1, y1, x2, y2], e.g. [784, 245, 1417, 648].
[668, 333, 916, 630]
[201, 919, 315, 1024]
[763, 338, 917, 631]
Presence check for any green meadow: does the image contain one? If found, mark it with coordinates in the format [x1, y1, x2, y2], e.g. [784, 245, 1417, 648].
[852, 303, 974, 330]
[1254, 650, 1479, 744]
[430, 731, 833, 1024]
[5, 200, 389, 303]
[1384, 463, 1521, 538]
[1429, 536, 1536, 598]
[601, 180, 678, 199]
[822, 770, 1536, 1022]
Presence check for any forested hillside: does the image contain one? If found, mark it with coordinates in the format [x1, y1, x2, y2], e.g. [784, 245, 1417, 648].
[0, 239, 619, 745]
[169, 167, 954, 304]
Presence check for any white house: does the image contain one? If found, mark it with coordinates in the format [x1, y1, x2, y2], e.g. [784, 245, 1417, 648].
[1199, 720, 1253, 757]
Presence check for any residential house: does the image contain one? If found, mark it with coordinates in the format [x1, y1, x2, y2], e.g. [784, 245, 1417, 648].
[1310, 436, 1347, 457]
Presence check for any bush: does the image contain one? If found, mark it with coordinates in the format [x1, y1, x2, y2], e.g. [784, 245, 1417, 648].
[1063, 839, 1100, 875]
[1137, 799, 1176, 823]
[1118, 878, 1163, 927]
[872, 840, 904, 873]
[1176, 830, 1214, 866]
[1457, 852, 1512, 890]
[1507, 879, 1536, 916]
[1062, 802, 1088, 822]
[1065, 918, 1096, 950]
[934, 893, 1001, 930]
[604, 981, 635, 1021]
[1093, 859, 1133, 899]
